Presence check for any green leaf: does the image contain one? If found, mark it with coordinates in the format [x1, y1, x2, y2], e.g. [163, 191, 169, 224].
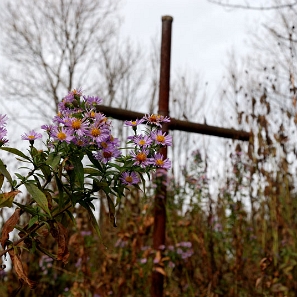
[13, 201, 38, 216]
[54, 173, 64, 207]
[36, 244, 57, 260]
[107, 162, 122, 171]
[84, 167, 101, 175]
[15, 173, 26, 181]
[71, 157, 84, 188]
[86, 151, 103, 172]
[28, 215, 39, 229]
[40, 165, 52, 182]
[46, 153, 61, 169]
[106, 195, 117, 227]
[65, 210, 76, 225]
[92, 179, 108, 192]
[0, 159, 13, 185]
[0, 147, 30, 161]
[139, 173, 147, 195]
[31, 147, 38, 157]
[25, 183, 51, 217]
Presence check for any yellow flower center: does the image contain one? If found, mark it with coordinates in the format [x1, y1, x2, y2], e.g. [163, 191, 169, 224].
[57, 132, 66, 140]
[125, 176, 133, 183]
[131, 121, 137, 125]
[136, 152, 147, 162]
[90, 111, 96, 118]
[139, 139, 146, 145]
[28, 135, 35, 140]
[91, 127, 101, 137]
[149, 115, 157, 122]
[100, 117, 107, 124]
[72, 119, 82, 130]
[101, 142, 108, 148]
[156, 159, 164, 166]
[156, 135, 165, 143]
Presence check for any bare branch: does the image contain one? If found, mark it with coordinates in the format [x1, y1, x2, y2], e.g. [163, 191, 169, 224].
[208, 0, 297, 10]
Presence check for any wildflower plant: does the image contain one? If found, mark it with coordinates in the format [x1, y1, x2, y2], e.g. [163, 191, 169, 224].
[0, 89, 171, 288]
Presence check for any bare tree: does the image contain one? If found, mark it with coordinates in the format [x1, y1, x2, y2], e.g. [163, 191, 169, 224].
[95, 37, 146, 111]
[0, 0, 120, 128]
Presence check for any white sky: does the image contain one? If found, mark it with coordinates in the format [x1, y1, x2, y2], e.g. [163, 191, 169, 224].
[119, 0, 278, 189]
[120, 0, 272, 90]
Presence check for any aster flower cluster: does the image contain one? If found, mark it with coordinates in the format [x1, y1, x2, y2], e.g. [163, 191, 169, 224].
[125, 115, 171, 167]
[36, 89, 172, 187]
[4, 89, 172, 193]
[2, 89, 172, 192]
[41, 89, 122, 164]
[0, 114, 8, 147]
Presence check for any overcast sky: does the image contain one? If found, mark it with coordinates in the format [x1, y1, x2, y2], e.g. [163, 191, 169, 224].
[120, 0, 273, 91]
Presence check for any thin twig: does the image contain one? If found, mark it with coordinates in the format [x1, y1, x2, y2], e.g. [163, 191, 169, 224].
[0, 203, 73, 258]
[208, 0, 297, 10]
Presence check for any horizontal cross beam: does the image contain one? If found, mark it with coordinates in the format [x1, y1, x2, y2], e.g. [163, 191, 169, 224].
[98, 105, 251, 141]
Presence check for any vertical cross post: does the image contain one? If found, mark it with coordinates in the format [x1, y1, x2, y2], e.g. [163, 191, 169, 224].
[151, 15, 173, 297]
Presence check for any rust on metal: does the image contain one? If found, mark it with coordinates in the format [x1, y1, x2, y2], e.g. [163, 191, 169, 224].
[151, 15, 173, 297]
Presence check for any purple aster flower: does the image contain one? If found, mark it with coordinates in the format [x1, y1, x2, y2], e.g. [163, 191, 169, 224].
[64, 88, 83, 101]
[0, 127, 7, 138]
[133, 134, 153, 147]
[94, 112, 110, 126]
[87, 124, 110, 143]
[143, 114, 170, 127]
[177, 241, 192, 248]
[65, 117, 89, 137]
[41, 124, 54, 134]
[58, 97, 75, 112]
[130, 149, 151, 167]
[93, 144, 121, 163]
[75, 258, 82, 268]
[106, 135, 120, 147]
[168, 261, 175, 268]
[114, 238, 127, 248]
[151, 153, 171, 169]
[0, 127, 8, 146]
[80, 230, 92, 237]
[181, 249, 194, 259]
[0, 114, 8, 126]
[85, 110, 98, 120]
[151, 130, 172, 146]
[124, 118, 145, 127]
[21, 130, 42, 143]
[176, 248, 183, 255]
[153, 257, 160, 264]
[120, 172, 140, 185]
[84, 95, 102, 108]
[139, 258, 147, 264]
[50, 127, 73, 143]
[72, 136, 89, 147]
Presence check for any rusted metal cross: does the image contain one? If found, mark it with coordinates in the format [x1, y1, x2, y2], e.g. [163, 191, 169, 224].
[100, 16, 250, 297]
